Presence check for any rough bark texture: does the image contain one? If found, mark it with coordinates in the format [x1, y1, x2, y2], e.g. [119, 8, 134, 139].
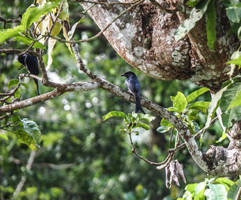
[80, 0, 239, 91]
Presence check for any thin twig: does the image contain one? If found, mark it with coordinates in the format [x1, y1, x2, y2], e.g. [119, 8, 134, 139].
[13, 151, 36, 199]
[50, 0, 144, 44]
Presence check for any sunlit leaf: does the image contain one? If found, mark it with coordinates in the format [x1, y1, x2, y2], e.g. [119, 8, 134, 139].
[227, 54, 241, 67]
[215, 178, 234, 187]
[0, 25, 24, 44]
[21, 2, 60, 29]
[170, 92, 187, 113]
[136, 122, 150, 130]
[103, 111, 126, 121]
[188, 101, 210, 113]
[187, 87, 209, 103]
[194, 181, 207, 199]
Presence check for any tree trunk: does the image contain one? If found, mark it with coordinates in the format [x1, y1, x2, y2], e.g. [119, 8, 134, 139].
[80, 0, 239, 91]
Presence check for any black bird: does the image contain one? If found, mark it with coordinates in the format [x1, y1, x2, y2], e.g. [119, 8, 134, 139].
[18, 54, 40, 95]
[121, 71, 145, 114]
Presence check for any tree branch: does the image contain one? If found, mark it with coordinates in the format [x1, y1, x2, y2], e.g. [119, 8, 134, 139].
[0, 81, 99, 113]
[71, 43, 209, 173]
[13, 151, 36, 199]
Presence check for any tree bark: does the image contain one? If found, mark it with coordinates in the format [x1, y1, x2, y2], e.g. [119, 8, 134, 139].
[80, 0, 239, 91]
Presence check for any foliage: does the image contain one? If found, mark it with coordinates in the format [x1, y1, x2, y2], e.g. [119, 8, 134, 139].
[179, 177, 241, 200]
[0, 0, 240, 199]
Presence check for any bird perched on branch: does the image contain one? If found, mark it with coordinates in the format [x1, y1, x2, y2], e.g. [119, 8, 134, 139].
[18, 54, 40, 95]
[121, 71, 145, 114]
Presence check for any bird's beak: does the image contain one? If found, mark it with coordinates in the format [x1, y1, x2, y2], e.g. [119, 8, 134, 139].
[121, 73, 125, 77]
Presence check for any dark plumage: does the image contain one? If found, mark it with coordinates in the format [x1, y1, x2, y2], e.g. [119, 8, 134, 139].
[18, 54, 40, 95]
[121, 71, 145, 114]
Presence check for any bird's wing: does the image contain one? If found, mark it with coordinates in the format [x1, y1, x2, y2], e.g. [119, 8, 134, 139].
[25, 55, 39, 75]
[126, 78, 140, 95]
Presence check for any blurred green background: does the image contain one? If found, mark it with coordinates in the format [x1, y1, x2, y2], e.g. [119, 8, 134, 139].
[0, 0, 219, 199]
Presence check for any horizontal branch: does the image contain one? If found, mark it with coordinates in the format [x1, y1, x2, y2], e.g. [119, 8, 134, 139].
[0, 81, 99, 113]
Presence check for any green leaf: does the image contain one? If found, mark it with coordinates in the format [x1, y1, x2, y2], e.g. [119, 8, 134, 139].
[175, 0, 211, 41]
[216, 132, 227, 143]
[21, 118, 41, 144]
[103, 111, 126, 121]
[187, 87, 210, 103]
[186, 0, 202, 7]
[206, 0, 216, 50]
[0, 130, 8, 141]
[227, 54, 241, 67]
[228, 179, 241, 200]
[188, 101, 210, 113]
[185, 183, 198, 195]
[7, 115, 41, 149]
[8, 79, 19, 89]
[215, 178, 234, 187]
[226, 4, 241, 23]
[161, 119, 173, 128]
[136, 122, 150, 130]
[220, 81, 241, 127]
[0, 25, 24, 44]
[15, 35, 46, 49]
[194, 181, 206, 200]
[205, 184, 227, 200]
[21, 2, 60, 29]
[170, 92, 187, 113]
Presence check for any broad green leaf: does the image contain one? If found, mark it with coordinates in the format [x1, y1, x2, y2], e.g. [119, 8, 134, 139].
[21, 118, 42, 148]
[0, 25, 24, 43]
[136, 122, 150, 130]
[206, 0, 216, 50]
[161, 118, 173, 128]
[156, 126, 171, 133]
[226, 5, 241, 23]
[215, 178, 234, 187]
[220, 81, 241, 127]
[8, 79, 19, 89]
[15, 35, 46, 49]
[103, 111, 126, 121]
[170, 92, 187, 113]
[194, 181, 206, 200]
[175, 0, 211, 41]
[205, 184, 227, 200]
[0, 130, 8, 141]
[188, 101, 210, 113]
[185, 183, 198, 195]
[158, 118, 175, 134]
[187, 87, 209, 103]
[228, 179, 241, 200]
[6, 115, 41, 149]
[227, 54, 241, 67]
[21, 2, 60, 29]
